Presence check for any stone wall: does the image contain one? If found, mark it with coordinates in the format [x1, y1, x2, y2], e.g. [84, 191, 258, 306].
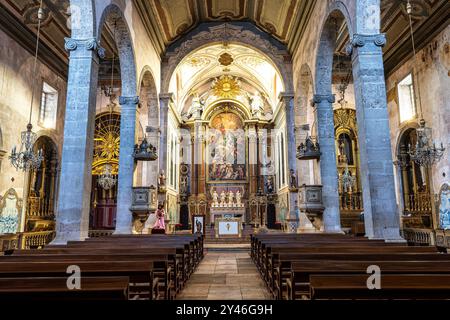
[386, 25, 450, 205]
[0, 28, 66, 202]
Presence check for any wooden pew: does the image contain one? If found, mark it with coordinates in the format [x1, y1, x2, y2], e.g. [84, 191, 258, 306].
[309, 274, 450, 300]
[0, 260, 162, 300]
[287, 260, 450, 300]
[0, 276, 130, 301]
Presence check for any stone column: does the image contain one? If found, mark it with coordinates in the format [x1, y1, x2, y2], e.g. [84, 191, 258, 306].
[52, 38, 103, 244]
[313, 94, 342, 233]
[114, 96, 139, 234]
[348, 33, 402, 240]
[248, 124, 258, 194]
[279, 93, 300, 223]
[159, 93, 174, 183]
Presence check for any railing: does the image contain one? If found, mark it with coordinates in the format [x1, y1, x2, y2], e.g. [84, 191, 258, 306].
[339, 192, 363, 211]
[401, 228, 435, 246]
[27, 196, 54, 219]
[88, 229, 114, 238]
[404, 192, 432, 214]
[19, 231, 56, 249]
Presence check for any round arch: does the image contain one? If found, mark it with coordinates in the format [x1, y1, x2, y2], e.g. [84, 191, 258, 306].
[202, 99, 252, 123]
[161, 24, 293, 94]
[98, 4, 138, 97]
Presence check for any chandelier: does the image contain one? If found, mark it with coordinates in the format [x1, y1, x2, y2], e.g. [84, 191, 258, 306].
[9, 1, 45, 171]
[405, 0, 445, 167]
[98, 164, 117, 190]
[408, 119, 445, 167]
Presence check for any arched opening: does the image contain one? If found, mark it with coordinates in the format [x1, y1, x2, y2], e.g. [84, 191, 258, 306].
[26, 136, 58, 236]
[397, 128, 432, 228]
[89, 112, 121, 231]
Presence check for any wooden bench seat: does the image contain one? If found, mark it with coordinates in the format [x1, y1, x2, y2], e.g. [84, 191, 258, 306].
[0, 276, 130, 301]
[309, 274, 450, 300]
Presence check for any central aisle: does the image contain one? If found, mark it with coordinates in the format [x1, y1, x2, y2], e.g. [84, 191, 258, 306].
[177, 250, 271, 300]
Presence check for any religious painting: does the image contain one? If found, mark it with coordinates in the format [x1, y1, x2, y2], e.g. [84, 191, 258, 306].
[192, 215, 205, 235]
[208, 112, 246, 182]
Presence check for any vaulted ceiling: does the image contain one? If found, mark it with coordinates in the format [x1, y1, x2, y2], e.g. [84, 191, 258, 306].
[134, 0, 316, 55]
[0, 0, 448, 79]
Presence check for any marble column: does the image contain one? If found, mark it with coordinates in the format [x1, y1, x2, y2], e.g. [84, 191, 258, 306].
[52, 38, 103, 244]
[348, 33, 402, 240]
[114, 96, 139, 234]
[313, 94, 342, 233]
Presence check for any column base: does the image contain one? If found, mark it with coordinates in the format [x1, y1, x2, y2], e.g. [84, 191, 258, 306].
[113, 227, 133, 235]
[50, 230, 88, 245]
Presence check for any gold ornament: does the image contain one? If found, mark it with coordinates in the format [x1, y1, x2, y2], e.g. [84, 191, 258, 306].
[211, 75, 241, 99]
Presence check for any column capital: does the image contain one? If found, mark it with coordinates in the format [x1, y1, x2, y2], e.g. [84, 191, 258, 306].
[159, 92, 175, 103]
[119, 96, 140, 106]
[278, 92, 295, 103]
[64, 37, 105, 58]
[346, 33, 386, 55]
[312, 94, 335, 105]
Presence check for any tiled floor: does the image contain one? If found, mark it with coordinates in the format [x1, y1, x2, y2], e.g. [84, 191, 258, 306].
[177, 250, 271, 300]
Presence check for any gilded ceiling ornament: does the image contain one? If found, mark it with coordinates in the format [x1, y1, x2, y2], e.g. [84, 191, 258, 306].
[218, 52, 234, 66]
[211, 75, 241, 99]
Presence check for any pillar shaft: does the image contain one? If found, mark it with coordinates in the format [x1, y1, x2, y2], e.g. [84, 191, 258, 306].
[349, 33, 402, 240]
[52, 38, 103, 244]
[314, 94, 342, 233]
[114, 96, 139, 234]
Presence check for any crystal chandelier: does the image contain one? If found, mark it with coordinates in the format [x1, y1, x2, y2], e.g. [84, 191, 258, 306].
[98, 164, 117, 190]
[9, 1, 45, 171]
[405, 0, 445, 167]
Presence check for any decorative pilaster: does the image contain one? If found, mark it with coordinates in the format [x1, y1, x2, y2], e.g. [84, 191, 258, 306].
[313, 94, 342, 233]
[114, 96, 139, 234]
[248, 124, 258, 195]
[52, 37, 102, 244]
[349, 33, 402, 241]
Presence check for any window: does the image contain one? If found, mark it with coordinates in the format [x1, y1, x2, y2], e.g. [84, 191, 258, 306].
[397, 74, 416, 123]
[39, 82, 58, 129]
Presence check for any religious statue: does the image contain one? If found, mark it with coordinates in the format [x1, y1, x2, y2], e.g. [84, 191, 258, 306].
[248, 92, 265, 117]
[180, 174, 188, 194]
[236, 190, 242, 207]
[290, 169, 298, 189]
[266, 176, 274, 194]
[191, 92, 204, 119]
[153, 204, 165, 230]
[220, 191, 227, 207]
[228, 191, 234, 207]
[212, 189, 219, 207]
[158, 170, 166, 187]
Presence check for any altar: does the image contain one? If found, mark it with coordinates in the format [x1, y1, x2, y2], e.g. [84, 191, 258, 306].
[215, 217, 242, 238]
[210, 207, 246, 223]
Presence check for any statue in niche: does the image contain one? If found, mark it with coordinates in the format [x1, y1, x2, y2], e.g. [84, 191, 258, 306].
[266, 176, 274, 194]
[0, 189, 20, 234]
[248, 92, 265, 117]
[290, 170, 298, 189]
[236, 190, 242, 207]
[153, 203, 166, 230]
[212, 189, 219, 207]
[220, 190, 227, 207]
[158, 170, 166, 187]
[228, 191, 234, 207]
[180, 174, 188, 194]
